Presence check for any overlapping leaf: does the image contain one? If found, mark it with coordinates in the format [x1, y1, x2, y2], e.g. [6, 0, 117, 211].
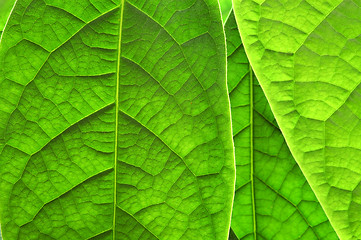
[0, 0, 235, 239]
[225, 10, 338, 240]
[233, 0, 361, 239]
[0, 2, 17, 239]
[219, 0, 233, 22]
[0, 0, 15, 37]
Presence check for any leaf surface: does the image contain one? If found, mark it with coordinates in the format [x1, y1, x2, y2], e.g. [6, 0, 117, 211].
[225, 10, 338, 240]
[219, 0, 233, 22]
[233, 0, 361, 239]
[0, 0, 235, 239]
[0, 0, 16, 37]
[0, 2, 17, 239]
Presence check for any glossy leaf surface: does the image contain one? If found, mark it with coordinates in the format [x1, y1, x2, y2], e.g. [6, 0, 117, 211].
[0, 0, 235, 239]
[233, 0, 361, 239]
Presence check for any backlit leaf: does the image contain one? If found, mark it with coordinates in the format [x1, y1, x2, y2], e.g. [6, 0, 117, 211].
[0, 0, 16, 37]
[225, 10, 338, 240]
[0, 0, 235, 239]
[233, 0, 361, 239]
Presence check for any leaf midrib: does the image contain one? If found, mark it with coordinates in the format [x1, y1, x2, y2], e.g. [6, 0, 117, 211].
[249, 65, 257, 240]
[113, 0, 125, 238]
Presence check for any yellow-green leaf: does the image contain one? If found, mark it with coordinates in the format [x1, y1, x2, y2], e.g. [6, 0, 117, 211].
[233, 0, 361, 239]
[0, 0, 16, 37]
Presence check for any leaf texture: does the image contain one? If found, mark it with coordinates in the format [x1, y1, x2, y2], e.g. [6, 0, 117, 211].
[225, 10, 338, 240]
[233, 0, 361, 239]
[0, 2, 17, 238]
[219, 0, 233, 22]
[0, 0, 235, 239]
[0, 0, 16, 37]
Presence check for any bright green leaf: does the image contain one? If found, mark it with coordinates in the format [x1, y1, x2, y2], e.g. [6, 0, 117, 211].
[219, 0, 233, 22]
[0, 0, 235, 239]
[225, 10, 338, 240]
[233, 0, 361, 239]
[0, 2, 17, 239]
[0, 0, 16, 37]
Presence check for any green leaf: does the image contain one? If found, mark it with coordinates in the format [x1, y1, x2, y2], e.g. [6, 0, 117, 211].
[219, 0, 233, 22]
[225, 10, 338, 240]
[0, 0, 16, 37]
[0, 0, 235, 239]
[0, 2, 17, 238]
[233, 0, 361, 239]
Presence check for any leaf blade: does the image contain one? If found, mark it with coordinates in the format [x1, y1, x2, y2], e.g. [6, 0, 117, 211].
[0, 0, 235, 239]
[0, 0, 16, 37]
[225, 10, 338, 240]
[232, 0, 361, 239]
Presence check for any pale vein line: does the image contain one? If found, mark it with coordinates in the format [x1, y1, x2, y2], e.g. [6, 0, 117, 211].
[19, 168, 113, 227]
[113, 0, 125, 239]
[229, 69, 249, 94]
[0, 0, 17, 43]
[254, 110, 278, 130]
[233, 124, 250, 138]
[1, 6, 119, 145]
[117, 205, 160, 239]
[235, 181, 251, 193]
[87, 229, 112, 240]
[255, 176, 320, 240]
[250, 66, 257, 240]
[293, 0, 344, 54]
[118, 108, 197, 177]
[9, 102, 115, 183]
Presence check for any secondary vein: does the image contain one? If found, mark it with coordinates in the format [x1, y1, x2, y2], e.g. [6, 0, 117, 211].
[113, 0, 125, 239]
